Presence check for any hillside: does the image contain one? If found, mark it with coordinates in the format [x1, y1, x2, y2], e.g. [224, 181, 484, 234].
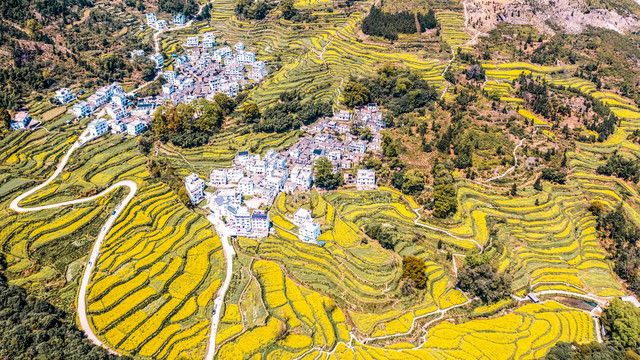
[2, 0, 640, 359]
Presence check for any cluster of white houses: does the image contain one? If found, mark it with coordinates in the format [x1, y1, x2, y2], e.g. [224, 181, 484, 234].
[145, 12, 187, 30]
[159, 40, 268, 100]
[182, 103, 385, 241]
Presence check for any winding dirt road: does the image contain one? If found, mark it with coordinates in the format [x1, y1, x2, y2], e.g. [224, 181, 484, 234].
[9, 132, 136, 355]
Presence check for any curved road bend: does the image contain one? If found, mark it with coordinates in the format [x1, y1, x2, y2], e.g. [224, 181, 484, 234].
[10, 133, 137, 355]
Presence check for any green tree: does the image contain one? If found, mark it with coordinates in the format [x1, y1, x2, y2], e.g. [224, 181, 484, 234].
[243, 102, 261, 122]
[25, 19, 43, 39]
[602, 298, 640, 348]
[314, 157, 343, 189]
[433, 184, 457, 218]
[280, 0, 297, 20]
[533, 177, 542, 191]
[401, 169, 425, 195]
[342, 81, 370, 107]
[401, 256, 427, 289]
[214, 93, 235, 116]
[0, 107, 10, 132]
[195, 101, 223, 132]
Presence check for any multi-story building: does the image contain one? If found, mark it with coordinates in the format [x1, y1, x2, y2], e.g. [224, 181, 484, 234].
[203, 32, 216, 49]
[73, 101, 92, 118]
[216, 188, 242, 205]
[239, 177, 255, 196]
[299, 221, 321, 243]
[88, 118, 109, 138]
[290, 166, 313, 191]
[126, 120, 146, 136]
[237, 51, 256, 64]
[356, 169, 376, 190]
[146, 13, 157, 26]
[213, 47, 232, 61]
[156, 20, 168, 29]
[185, 173, 205, 204]
[55, 88, 75, 104]
[107, 119, 127, 134]
[210, 169, 228, 186]
[106, 105, 127, 120]
[235, 206, 252, 235]
[234, 42, 245, 51]
[10, 112, 30, 130]
[335, 110, 352, 121]
[150, 53, 164, 68]
[294, 208, 312, 226]
[227, 168, 244, 183]
[349, 140, 367, 153]
[251, 210, 270, 236]
[186, 36, 199, 47]
[173, 14, 185, 25]
[163, 70, 176, 84]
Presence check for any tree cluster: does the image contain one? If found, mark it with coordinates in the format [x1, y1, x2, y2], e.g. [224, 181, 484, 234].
[540, 167, 567, 184]
[401, 256, 427, 290]
[235, 0, 273, 20]
[157, 0, 199, 16]
[146, 158, 193, 206]
[361, 5, 436, 41]
[364, 223, 397, 250]
[431, 163, 457, 218]
[152, 96, 230, 148]
[252, 91, 332, 133]
[457, 251, 512, 304]
[544, 341, 633, 360]
[313, 157, 344, 190]
[601, 298, 640, 349]
[593, 205, 640, 297]
[342, 65, 438, 116]
[0, 265, 126, 360]
[596, 152, 639, 183]
[515, 74, 571, 122]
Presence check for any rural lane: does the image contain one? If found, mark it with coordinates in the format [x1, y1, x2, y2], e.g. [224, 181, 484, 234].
[10, 131, 138, 355]
[203, 204, 236, 360]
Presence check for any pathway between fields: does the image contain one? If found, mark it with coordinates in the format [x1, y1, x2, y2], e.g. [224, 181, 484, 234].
[484, 137, 524, 182]
[203, 201, 236, 360]
[9, 130, 135, 355]
[439, 0, 482, 99]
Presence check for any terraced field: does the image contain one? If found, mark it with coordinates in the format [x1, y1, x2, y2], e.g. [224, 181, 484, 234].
[0, 123, 225, 358]
[165, 0, 453, 107]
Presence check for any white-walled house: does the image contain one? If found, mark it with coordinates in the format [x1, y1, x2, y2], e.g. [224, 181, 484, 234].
[227, 168, 244, 183]
[234, 42, 245, 51]
[251, 210, 270, 236]
[146, 13, 157, 26]
[186, 36, 199, 47]
[356, 169, 376, 190]
[299, 221, 321, 243]
[210, 169, 228, 186]
[73, 101, 92, 118]
[88, 118, 109, 138]
[239, 177, 255, 196]
[173, 14, 185, 25]
[235, 206, 252, 235]
[126, 120, 146, 136]
[55, 88, 75, 104]
[150, 53, 164, 68]
[294, 208, 312, 226]
[10, 112, 31, 130]
[185, 173, 205, 204]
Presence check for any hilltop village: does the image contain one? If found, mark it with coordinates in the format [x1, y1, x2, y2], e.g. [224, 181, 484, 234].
[9, 12, 268, 141]
[184, 104, 385, 243]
